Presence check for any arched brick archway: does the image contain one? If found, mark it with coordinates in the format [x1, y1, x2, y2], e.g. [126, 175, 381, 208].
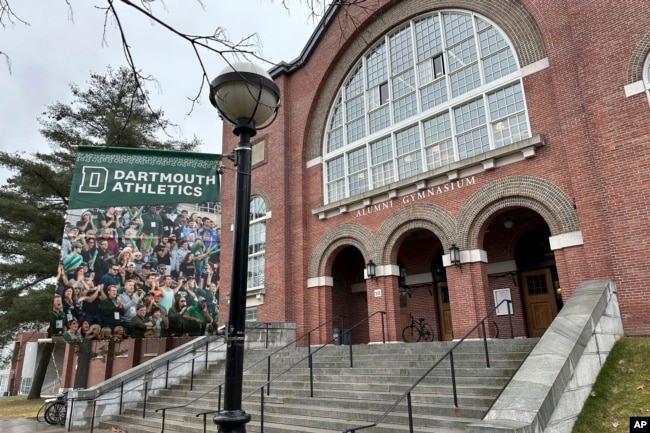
[375, 203, 456, 263]
[308, 223, 375, 278]
[457, 176, 580, 249]
[447, 176, 579, 339]
[627, 30, 650, 83]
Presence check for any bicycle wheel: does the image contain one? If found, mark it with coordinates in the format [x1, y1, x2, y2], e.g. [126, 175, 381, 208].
[402, 325, 421, 343]
[43, 402, 58, 425]
[45, 401, 66, 426]
[37, 402, 50, 422]
[419, 324, 435, 342]
[58, 402, 67, 426]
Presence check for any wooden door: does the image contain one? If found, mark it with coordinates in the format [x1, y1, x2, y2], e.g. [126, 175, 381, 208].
[521, 269, 557, 337]
[437, 283, 453, 341]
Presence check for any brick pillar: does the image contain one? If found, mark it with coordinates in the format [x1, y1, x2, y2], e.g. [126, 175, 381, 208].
[365, 275, 401, 343]
[305, 285, 333, 345]
[446, 261, 490, 339]
[318, 285, 334, 345]
[552, 245, 586, 301]
[60, 343, 77, 389]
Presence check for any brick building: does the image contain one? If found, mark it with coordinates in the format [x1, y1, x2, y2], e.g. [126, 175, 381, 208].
[217, 0, 650, 344]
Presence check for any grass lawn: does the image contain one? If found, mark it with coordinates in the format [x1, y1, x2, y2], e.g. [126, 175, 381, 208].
[0, 395, 48, 419]
[573, 337, 650, 432]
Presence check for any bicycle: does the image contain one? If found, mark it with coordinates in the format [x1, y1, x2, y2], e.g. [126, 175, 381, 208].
[37, 391, 68, 426]
[402, 313, 434, 342]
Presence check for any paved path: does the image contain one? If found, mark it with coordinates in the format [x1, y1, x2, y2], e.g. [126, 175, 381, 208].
[0, 418, 123, 433]
[0, 418, 67, 433]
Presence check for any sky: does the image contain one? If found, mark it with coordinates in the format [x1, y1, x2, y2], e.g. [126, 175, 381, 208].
[0, 0, 322, 184]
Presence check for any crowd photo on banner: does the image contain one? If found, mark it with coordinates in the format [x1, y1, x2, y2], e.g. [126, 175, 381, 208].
[51, 202, 221, 342]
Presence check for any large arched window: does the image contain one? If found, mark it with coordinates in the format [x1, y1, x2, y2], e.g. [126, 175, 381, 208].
[323, 11, 530, 203]
[248, 196, 268, 290]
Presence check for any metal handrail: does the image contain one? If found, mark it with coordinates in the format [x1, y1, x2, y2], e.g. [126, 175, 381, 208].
[68, 336, 226, 432]
[158, 315, 348, 433]
[192, 311, 387, 433]
[342, 299, 513, 433]
[243, 310, 386, 400]
[79, 322, 281, 432]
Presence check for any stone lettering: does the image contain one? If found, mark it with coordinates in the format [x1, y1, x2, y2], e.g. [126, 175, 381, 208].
[356, 176, 476, 218]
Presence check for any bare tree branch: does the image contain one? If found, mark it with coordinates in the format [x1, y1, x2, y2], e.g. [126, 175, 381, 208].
[0, 0, 28, 28]
[0, 50, 10, 74]
[103, 0, 167, 141]
[108, 0, 271, 115]
[0, 0, 29, 74]
[1, 0, 366, 123]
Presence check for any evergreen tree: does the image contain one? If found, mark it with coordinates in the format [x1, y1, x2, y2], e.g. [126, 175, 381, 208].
[0, 66, 200, 396]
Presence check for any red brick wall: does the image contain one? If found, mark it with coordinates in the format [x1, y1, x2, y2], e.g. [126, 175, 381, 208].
[60, 337, 195, 389]
[217, 0, 650, 339]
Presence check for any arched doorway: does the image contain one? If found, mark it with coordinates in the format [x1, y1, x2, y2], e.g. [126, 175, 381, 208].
[331, 246, 369, 343]
[484, 209, 561, 338]
[395, 230, 452, 341]
[515, 224, 562, 337]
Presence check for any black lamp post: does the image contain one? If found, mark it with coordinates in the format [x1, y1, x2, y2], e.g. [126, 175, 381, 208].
[209, 62, 280, 433]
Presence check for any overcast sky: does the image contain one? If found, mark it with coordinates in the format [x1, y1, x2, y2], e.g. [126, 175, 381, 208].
[0, 0, 321, 184]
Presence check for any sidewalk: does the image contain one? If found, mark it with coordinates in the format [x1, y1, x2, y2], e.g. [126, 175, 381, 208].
[0, 418, 71, 433]
[0, 417, 116, 433]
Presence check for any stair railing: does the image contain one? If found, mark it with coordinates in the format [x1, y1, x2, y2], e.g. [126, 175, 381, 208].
[159, 315, 348, 433]
[191, 311, 387, 433]
[342, 299, 513, 433]
[253, 322, 271, 348]
[68, 336, 226, 433]
[254, 310, 386, 399]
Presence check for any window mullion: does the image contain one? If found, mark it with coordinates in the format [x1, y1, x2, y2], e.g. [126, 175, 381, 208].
[368, 143, 375, 190]
[484, 89, 496, 151]
[471, 14, 487, 88]
[418, 120, 428, 174]
[362, 55, 370, 155]
[409, 21, 423, 116]
[343, 150, 351, 198]
[439, 12, 453, 107]
[391, 131, 401, 181]
[449, 106, 461, 163]
[385, 33, 395, 126]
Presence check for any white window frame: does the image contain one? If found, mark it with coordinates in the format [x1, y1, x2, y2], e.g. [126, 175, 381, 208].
[19, 377, 32, 395]
[247, 197, 269, 291]
[322, 10, 531, 204]
[245, 307, 258, 322]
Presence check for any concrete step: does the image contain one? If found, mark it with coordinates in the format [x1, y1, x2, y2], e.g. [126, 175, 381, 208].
[181, 372, 519, 394]
[109, 405, 474, 433]
[98, 338, 537, 433]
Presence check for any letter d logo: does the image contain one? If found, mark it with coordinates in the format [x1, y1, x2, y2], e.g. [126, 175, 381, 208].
[79, 166, 109, 194]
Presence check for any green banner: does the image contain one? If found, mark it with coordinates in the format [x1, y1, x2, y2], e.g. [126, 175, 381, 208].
[69, 146, 222, 208]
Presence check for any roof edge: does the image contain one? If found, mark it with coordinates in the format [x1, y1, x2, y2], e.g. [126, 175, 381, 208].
[269, 2, 340, 77]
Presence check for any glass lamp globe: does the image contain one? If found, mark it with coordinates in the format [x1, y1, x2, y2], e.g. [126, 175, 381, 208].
[209, 62, 280, 132]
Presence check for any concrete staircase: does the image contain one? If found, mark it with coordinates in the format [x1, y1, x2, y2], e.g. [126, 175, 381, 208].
[98, 338, 537, 433]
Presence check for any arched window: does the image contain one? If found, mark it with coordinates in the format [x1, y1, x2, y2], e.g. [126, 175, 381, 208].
[248, 196, 268, 290]
[323, 11, 530, 203]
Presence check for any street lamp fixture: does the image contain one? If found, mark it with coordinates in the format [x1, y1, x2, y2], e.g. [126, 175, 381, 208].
[209, 62, 280, 433]
[366, 260, 377, 279]
[449, 244, 461, 267]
